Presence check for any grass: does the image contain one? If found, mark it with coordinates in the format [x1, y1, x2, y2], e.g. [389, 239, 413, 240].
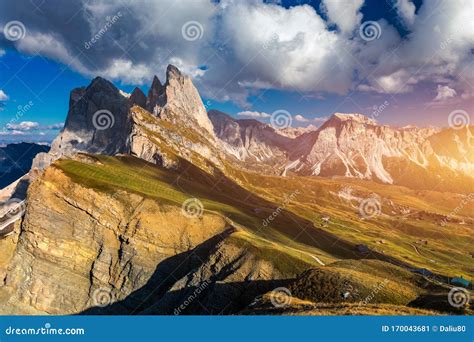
[55, 150, 473, 280]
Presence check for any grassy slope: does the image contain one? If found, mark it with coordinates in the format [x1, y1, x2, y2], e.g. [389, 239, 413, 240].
[231, 170, 473, 279]
[132, 105, 473, 278]
[56, 151, 473, 281]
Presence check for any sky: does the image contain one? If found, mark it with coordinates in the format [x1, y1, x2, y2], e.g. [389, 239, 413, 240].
[0, 0, 473, 143]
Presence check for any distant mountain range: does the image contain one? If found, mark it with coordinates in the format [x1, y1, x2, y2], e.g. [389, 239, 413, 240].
[30, 66, 473, 192]
[0, 65, 472, 316]
[211, 111, 473, 192]
[0, 143, 49, 189]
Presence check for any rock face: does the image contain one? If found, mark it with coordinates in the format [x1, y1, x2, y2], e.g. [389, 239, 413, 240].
[129, 87, 147, 108]
[0, 165, 288, 314]
[288, 113, 473, 187]
[208, 110, 292, 164]
[32, 65, 217, 171]
[286, 113, 437, 183]
[210, 110, 473, 190]
[146, 76, 165, 113]
[32, 78, 131, 169]
[158, 65, 216, 140]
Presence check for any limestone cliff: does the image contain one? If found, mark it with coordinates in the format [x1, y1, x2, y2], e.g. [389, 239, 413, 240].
[0, 163, 289, 314]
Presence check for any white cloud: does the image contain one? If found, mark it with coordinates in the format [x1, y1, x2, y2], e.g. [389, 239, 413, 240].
[0, 90, 8, 101]
[0, 0, 472, 110]
[321, 0, 364, 35]
[434, 85, 456, 102]
[6, 121, 39, 131]
[294, 114, 309, 122]
[359, 69, 418, 94]
[5, 121, 64, 131]
[0, 130, 25, 136]
[394, 0, 416, 27]
[98, 59, 152, 85]
[0, 48, 5, 57]
[237, 111, 271, 118]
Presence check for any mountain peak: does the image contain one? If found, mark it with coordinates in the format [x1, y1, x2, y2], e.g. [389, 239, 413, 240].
[331, 113, 377, 125]
[146, 76, 165, 113]
[130, 87, 147, 108]
[88, 76, 119, 94]
[166, 64, 183, 81]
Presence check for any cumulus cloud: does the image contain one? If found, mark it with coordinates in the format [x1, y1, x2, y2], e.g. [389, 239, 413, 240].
[294, 114, 308, 122]
[0, 0, 472, 111]
[0, 130, 25, 136]
[6, 121, 64, 131]
[0, 48, 5, 57]
[434, 85, 457, 102]
[394, 0, 416, 27]
[6, 121, 39, 131]
[321, 0, 364, 35]
[237, 111, 271, 118]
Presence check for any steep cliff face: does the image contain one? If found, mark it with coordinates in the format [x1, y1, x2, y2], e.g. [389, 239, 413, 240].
[32, 65, 218, 174]
[208, 110, 292, 164]
[148, 65, 216, 141]
[32, 78, 131, 169]
[0, 158, 292, 314]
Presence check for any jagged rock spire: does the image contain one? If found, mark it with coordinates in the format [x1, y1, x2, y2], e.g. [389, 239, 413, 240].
[129, 87, 146, 108]
[146, 75, 165, 113]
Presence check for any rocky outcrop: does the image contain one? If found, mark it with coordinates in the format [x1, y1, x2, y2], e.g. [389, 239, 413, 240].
[209, 110, 291, 164]
[0, 165, 289, 314]
[146, 76, 165, 113]
[129, 87, 147, 108]
[32, 78, 131, 169]
[158, 65, 216, 140]
[32, 65, 217, 172]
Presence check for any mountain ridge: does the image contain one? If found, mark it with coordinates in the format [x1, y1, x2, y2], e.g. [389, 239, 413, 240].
[0, 65, 472, 316]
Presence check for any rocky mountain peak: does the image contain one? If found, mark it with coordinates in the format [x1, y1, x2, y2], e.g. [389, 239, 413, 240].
[146, 75, 165, 113]
[329, 113, 377, 126]
[88, 76, 120, 94]
[129, 87, 147, 108]
[166, 64, 184, 81]
[158, 65, 215, 139]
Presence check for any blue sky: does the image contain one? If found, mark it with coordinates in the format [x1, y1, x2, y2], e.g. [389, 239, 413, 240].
[0, 0, 472, 143]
